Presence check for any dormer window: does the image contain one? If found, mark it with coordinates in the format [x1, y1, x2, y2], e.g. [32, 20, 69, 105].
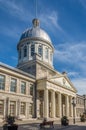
[38, 45, 42, 56]
[31, 44, 35, 56]
[24, 46, 27, 57]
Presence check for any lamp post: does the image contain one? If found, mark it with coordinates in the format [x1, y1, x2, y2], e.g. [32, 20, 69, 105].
[72, 97, 76, 124]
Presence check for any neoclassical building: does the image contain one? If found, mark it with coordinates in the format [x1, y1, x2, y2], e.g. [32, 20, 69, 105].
[76, 94, 86, 117]
[0, 18, 77, 122]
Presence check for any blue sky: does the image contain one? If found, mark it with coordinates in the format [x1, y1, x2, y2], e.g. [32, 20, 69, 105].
[0, 0, 86, 95]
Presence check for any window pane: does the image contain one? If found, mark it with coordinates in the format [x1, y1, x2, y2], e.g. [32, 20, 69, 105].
[10, 101, 15, 116]
[24, 46, 27, 57]
[29, 103, 33, 115]
[10, 78, 17, 92]
[38, 45, 42, 56]
[0, 75, 5, 90]
[31, 44, 35, 56]
[50, 52, 52, 62]
[45, 48, 48, 59]
[19, 49, 21, 59]
[20, 102, 25, 115]
[0, 100, 4, 115]
[21, 82, 26, 94]
[30, 84, 33, 96]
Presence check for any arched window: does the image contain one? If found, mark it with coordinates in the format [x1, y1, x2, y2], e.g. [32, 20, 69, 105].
[31, 44, 35, 56]
[24, 46, 27, 57]
[45, 48, 48, 59]
[38, 45, 42, 56]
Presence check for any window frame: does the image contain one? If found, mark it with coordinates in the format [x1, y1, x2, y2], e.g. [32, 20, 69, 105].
[0, 100, 4, 115]
[21, 81, 26, 94]
[0, 75, 5, 90]
[50, 52, 52, 62]
[20, 102, 26, 115]
[38, 45, 42, 56]
[19, 49, 21, 59]
[30, 84, 34, 96]
[10, 78, 17, 92]
[29, 103, 33, 115]
[10, 101, 16, 116]
[23, 46, 27, 57]
[31, 44, 35, 56]
[45, 47, 48, 59]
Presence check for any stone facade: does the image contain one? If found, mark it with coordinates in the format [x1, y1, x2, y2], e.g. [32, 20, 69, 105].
[0, 63, 35, 121]
[0, 18, 78, 122]
[76, 94, 86, 118]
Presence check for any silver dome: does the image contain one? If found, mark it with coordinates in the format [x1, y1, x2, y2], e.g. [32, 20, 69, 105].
[20, 19, 52, 43]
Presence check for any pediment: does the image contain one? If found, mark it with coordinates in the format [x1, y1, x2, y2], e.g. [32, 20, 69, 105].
[49, 75, 77, 92]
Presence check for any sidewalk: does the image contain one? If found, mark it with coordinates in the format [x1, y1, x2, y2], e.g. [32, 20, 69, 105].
[0, 119, 86, 130]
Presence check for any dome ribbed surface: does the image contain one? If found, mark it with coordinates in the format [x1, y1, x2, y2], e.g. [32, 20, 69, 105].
[20, 18, 52, 43]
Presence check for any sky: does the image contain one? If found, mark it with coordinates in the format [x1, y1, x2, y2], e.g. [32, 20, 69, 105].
[0, 0, 86, 95]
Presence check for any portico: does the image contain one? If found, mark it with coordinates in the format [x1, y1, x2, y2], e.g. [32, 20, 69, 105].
[37, 76, 76, 119]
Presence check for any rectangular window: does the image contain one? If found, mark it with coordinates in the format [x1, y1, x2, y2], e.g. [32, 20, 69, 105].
[10, 78, 17, 92]
[0, 100, 4, 115]
[20, 102, 25, 115]
[10, 101, 15, 116]
[21, 81, 26, 94]
[45, 48, 48, 59]
[29, 103, 33, 115]
[50, 52, 52, 62]
[31, 44, 35, 56]
[30, 84, 34, 96]
[38, 45, 42, 56]
[19, 49, 21, 59]
[0, 75, 5, 90]
[24, 46, 27, 57]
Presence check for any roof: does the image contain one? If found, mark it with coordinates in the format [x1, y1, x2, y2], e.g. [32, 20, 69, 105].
[20, 18, 53, 45]
[0, 62, 35, 79]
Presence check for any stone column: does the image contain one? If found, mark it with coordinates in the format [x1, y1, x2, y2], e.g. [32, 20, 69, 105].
[44, 89, 49, 118]
[17, 99, 21, 119]
[6, 97, 10, 116]
[25, 102, 27, 119]
[58, 93, 62, 117]
[70, 96, 73, 117]
[51, 91, 55, 118]
[36, 91, 40, 118]
[75, 104, 76, 118]
[4, 99, 6, 118]
[26, 102, 29, 119]
[66, 95, 69, 117]
[15, 101, 17, 117]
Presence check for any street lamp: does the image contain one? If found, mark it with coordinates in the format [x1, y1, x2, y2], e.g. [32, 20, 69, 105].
[72, 97, 76, 124]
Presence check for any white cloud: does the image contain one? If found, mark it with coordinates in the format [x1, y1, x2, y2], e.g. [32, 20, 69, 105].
[0, 25, 20, 38]
[0, 0, 32, 22]
[0, 1, 64, 38]
[54, 41, 86, 65]
[72, 78, 86, 95]
[68, 71, 79, 77]
[79, 0, 86, 9]
[39, 10, 63, 32]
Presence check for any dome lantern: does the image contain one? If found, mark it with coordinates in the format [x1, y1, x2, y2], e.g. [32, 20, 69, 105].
[32, 18, 40, 27]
